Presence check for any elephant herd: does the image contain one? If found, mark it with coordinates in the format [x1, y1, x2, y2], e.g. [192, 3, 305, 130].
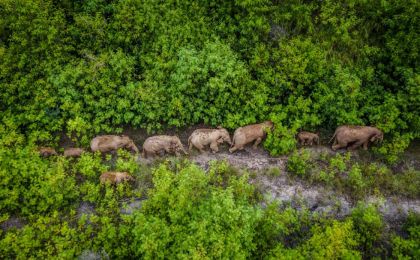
[37, 123, 383, 184]
[39, 123, 384, 159]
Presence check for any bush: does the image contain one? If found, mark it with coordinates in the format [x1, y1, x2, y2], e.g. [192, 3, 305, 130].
[392, 212, 420, 259]
[0, 146, 79, 216]
[287, 149, 311, 177]
[131, 162, 261, 259]
[351, 203, 384, 257]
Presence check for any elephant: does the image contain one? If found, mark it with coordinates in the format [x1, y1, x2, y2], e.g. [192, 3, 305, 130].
[63, 148, 85, 158]
[188, 127, 232, 153]
[90, 135, 139, 153]
[229, 121, 274, 153]
[38, 147, 58, 157]
[297, 131, 320, 146]
[100, 171, 135, 185]
[142, 135, 188, 158]
[330, 125, 383, 151]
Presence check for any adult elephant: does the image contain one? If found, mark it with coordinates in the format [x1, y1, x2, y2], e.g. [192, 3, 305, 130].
[330, 125, 383, 151]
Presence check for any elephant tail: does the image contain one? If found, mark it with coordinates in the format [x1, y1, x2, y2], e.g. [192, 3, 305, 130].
[230, 135, 236, 148]
[187, 135, 192, 150]
[329, 131, 337, 144]
[141, 147, 146, 158]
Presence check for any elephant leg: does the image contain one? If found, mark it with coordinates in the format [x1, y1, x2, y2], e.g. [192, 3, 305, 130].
[332, 142, 346, 151]
[196, 143, 206, 154]
[349, 140, 364, 150]
[144, 150, 155, 158]
[229, 145, 243, 153]
[362, 141, 369, 150]
[210, 142, 219, 153]
[253, 138, 262, 149]
[164, 147, 172, 155]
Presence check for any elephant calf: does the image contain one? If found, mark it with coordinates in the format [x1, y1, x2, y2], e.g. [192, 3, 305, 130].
[64, 148, 85, 158]
[91, 135, 139, 153]
[38, 147, 58, 157]
[188, 127, 232, 153]
[100, 171, 134, 185]
[229, 121, 274, 153]
[142, 135, 188, 158]
[330, 125, 383, 151]
[297, 131, 319, 146]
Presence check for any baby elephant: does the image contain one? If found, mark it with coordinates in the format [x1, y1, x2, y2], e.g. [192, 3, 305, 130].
[100, 171, 135, 185]
[64, 148, 85, 158]
[229, 121, 274, 153]
[188, 127, 232, 153]
[91, 135, 139, 153]
[38, 147, 58, 157]
[142, 135, 188, 158]
[297, 131, 319, 146]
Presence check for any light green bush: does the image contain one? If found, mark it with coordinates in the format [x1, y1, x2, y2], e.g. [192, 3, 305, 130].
[287, 149, 311, 177]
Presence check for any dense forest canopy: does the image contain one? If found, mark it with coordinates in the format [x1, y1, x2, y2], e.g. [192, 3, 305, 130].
[1, 0, 419, 160]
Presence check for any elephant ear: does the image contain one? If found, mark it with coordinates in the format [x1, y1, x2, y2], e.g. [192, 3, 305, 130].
[370, 135, 378, 142]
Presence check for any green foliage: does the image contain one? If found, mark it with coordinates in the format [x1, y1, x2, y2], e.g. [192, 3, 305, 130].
[0, 146, 79, 216]
[0, 212, 87, 259]
[287, 149, 311, 177]
[290, 152, 420, 200]
[0, 154, 417, 259]
[301, 220, 361, 259]
[268, 220, 361, 259]
[74, 152, 108, 181]
[351, 203, 384, 257]
[347, 164, 366, 199]
[392, 213, 420, 259]
[0, 0, 418, 156]
[131, 162, 260, 259]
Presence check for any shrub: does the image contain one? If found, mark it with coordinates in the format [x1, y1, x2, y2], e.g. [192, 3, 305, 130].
[351, 203, 384, 257]
[347, 164, 366, 200]
[392, 212, 420, 259]
[131, 162, 261, 259]
[287, 149, 311, 177]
